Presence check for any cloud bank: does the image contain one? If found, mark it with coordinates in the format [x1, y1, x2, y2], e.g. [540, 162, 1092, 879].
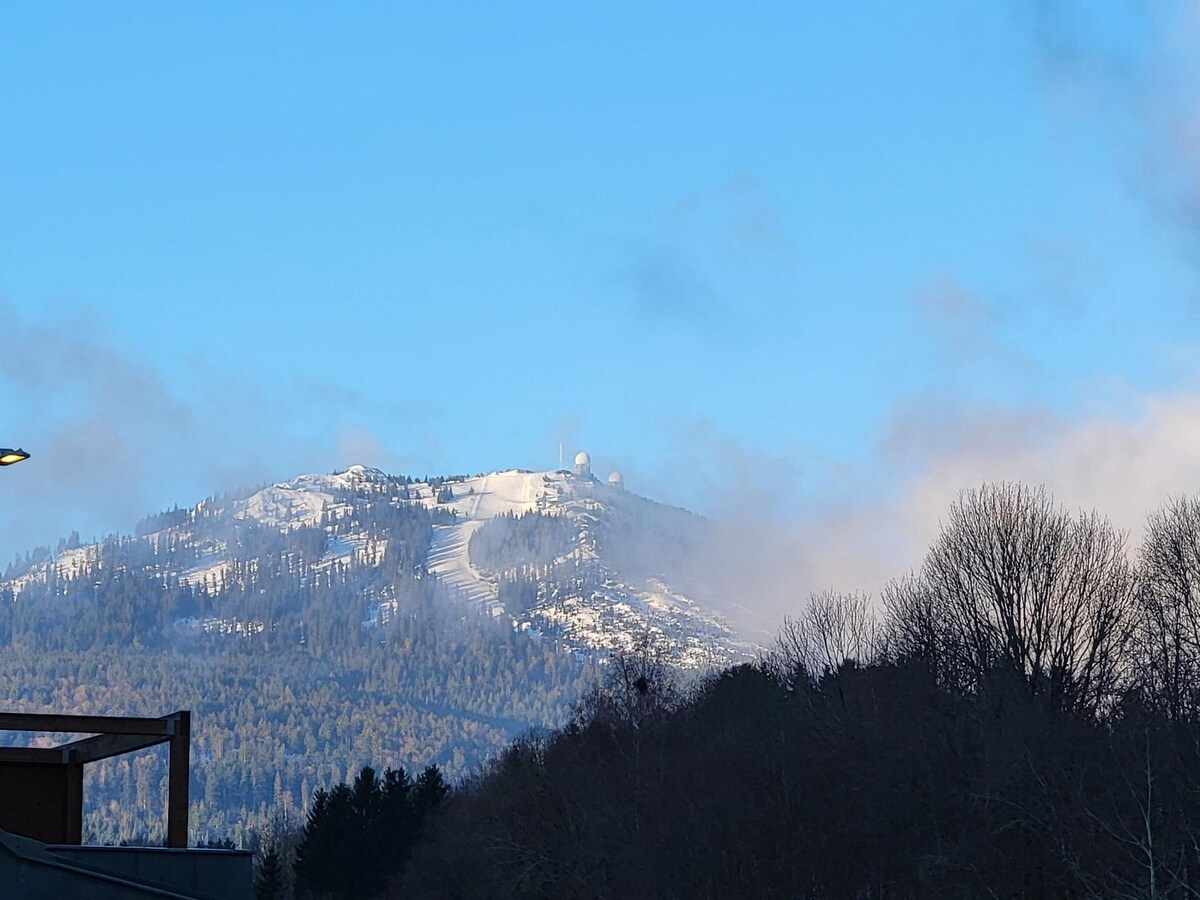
[649, 375, 1200, 639]
[677, 2, 1200, 633]
[684, 387, 1200, 635]
[0, 301, 406, 559]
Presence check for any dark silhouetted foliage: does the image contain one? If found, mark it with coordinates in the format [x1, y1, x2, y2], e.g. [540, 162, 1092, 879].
[389, 484, 1200, 899]
[254, 841, 286, 900]
[295, 764, 446, 899]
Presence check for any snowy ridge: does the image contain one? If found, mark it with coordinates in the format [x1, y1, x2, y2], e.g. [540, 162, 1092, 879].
[1, 463, 758, 668]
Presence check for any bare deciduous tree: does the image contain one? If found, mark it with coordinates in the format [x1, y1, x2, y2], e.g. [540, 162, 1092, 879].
[574, 634, 681, 731]
[1137, 495, 1200, 722]
[772, 589, 877, 684]
[884, 482, 1137, 714]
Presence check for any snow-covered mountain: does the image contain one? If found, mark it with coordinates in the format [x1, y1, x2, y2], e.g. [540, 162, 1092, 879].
[3, 463, 758, 667]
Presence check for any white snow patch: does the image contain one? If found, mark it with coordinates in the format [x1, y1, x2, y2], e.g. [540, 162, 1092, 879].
[421, 471, 555, 606]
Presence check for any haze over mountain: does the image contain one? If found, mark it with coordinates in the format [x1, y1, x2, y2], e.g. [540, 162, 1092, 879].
[0, 458, 761, 843]
[3, 458, 760, 666]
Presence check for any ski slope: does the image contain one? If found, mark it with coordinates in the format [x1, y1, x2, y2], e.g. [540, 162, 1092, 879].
[425, 471, 553, 607]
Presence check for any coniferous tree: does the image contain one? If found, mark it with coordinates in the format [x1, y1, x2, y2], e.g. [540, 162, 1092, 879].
[254, 842, 286, 900]
[295, 764, 446, 899]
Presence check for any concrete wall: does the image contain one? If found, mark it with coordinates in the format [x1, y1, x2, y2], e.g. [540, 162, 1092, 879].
[0, 828, 251, 899]
[51, 846, 252, 900]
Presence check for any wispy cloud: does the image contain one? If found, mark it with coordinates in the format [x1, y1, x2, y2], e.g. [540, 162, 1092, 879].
[646, 387, 1200, 634]
[0, 300, 407, 556]
[614, 172, 795, 329]
[619, 243, 726, 323]
[662, 172, 795, 270]
[707, 172, 795, 269]
[909, 270, 1045, 396]
[913, 273, 999, 361]
[1020, 0, 1200, 238]
[885, 390, 1200, 553]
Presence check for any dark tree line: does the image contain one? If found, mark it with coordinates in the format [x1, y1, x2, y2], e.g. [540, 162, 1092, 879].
[291, 764, 448, 899]
[379, 483, 1200, 899]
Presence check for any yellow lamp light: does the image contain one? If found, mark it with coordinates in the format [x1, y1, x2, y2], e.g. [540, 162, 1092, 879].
[0, 448, 30, 466]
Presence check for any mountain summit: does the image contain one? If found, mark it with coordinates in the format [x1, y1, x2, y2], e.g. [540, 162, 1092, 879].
[0, 461, 761, 841]
[3, 463, 754, 667]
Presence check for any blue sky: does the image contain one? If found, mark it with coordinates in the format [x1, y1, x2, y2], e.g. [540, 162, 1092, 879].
[4, 2, 1200, 593]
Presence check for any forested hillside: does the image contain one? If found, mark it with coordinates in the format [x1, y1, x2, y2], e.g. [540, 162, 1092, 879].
[0, 463, 752, 845]
[0, 476, 598, 843]
[0, 607, 592, 845]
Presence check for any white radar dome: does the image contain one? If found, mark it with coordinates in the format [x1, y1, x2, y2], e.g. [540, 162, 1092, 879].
[573, 450, 593, 478]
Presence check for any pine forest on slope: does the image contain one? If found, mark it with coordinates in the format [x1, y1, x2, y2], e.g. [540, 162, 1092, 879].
[0, 463, 757, 844]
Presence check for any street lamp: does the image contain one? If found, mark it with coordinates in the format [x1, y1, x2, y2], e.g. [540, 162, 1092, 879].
[0, 448, 29, 467]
